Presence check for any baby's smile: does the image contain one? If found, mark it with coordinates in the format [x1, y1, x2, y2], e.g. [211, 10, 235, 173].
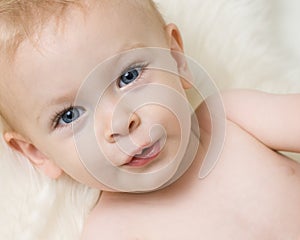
[123, 140, 162, 168]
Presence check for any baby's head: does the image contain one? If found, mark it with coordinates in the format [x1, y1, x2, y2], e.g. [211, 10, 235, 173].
[0, 0, 193, 192]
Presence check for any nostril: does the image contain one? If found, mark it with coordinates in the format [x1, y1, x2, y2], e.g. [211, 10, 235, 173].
[128, 119, 139, 133]
[129, 120, 136, 130]
[111, 133, 120, 141]
[128, 113, 141, 132]
[106, 133, 119, 143]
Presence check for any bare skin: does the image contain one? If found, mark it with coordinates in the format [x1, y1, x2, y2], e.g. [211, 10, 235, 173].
[1, 1, 299, 239]
[82, 91, 300, 240]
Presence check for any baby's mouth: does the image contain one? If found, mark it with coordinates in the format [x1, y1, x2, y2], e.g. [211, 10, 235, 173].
[124, 141, 161, 167]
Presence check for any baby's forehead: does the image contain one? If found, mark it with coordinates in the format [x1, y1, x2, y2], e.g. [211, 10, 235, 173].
[0, 0, 164, 126]
[2, 1, 155, 84]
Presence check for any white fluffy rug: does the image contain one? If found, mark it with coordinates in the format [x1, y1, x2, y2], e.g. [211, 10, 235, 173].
[0, 0, 299, 239]
[157, 0, 300, 92]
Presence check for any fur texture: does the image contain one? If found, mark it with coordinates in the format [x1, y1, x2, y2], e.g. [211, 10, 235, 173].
[157, 0, 300, 92]
[0, 0, 299, 239]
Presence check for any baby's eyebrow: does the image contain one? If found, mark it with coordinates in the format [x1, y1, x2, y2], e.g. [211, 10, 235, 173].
[119, 42, 147, 52]
[37, 90, 77, 123]
[49, 92, 76, 106]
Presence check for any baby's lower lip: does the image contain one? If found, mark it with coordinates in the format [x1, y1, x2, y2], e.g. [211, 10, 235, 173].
[125, 141, 161, 167]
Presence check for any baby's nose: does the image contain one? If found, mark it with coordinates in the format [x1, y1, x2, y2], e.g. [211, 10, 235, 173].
[104, 112, 141, 143]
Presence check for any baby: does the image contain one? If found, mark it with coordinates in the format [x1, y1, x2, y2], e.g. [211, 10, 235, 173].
[0, 0, 300, 239]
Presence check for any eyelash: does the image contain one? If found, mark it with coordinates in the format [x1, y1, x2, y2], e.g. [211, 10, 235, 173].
[51, 105, 74, 129]
[118, 62, 148, 87]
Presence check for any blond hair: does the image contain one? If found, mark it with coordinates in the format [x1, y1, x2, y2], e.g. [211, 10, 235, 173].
[0, 0, 164, 59]
[0, 0, 82, 58]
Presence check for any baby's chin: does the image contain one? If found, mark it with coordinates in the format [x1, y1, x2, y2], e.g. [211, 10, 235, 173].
[97, 163, 181, 193]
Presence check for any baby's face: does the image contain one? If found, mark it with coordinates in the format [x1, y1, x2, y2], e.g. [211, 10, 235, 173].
[6, 1, 192, 191]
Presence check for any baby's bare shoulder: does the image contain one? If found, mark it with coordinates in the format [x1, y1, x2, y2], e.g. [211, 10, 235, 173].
[213, 120, 300, 238]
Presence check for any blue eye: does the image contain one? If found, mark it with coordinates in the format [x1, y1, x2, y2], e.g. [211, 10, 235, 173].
[54, 106, 86, 128]
[119, 67, 142, 88]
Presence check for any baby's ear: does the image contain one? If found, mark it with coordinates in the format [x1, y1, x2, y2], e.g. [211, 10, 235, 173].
[165, 23, 184, 53]
[3, 132, 63, 179]
[165, 23, 192, 89]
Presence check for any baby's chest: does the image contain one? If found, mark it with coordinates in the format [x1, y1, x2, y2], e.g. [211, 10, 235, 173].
[97, 181, 300, 239]
[86, 197, 268, 240]
[84, 179, 295, 240]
